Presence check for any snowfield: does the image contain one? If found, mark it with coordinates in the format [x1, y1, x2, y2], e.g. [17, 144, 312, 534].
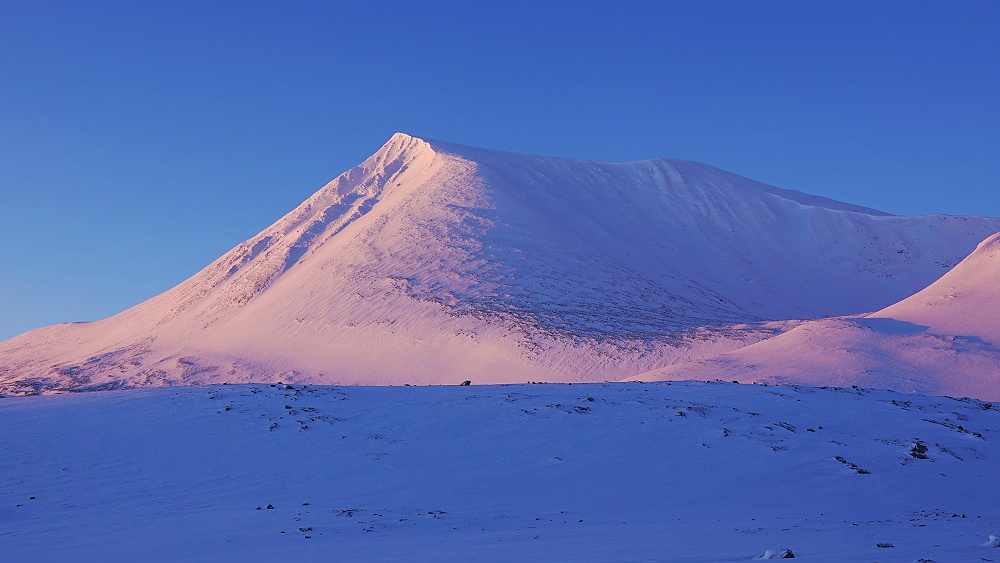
[3, 381, 999, 562]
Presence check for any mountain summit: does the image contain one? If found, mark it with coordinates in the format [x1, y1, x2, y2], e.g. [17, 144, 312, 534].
[2, 134, 999, 394]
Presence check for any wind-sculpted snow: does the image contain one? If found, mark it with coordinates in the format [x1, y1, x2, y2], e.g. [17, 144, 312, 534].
[3, 382, 1000, 561]
[2, 133, 1000, 392]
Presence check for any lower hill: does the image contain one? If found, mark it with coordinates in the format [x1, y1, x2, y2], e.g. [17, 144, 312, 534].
[633, 233, 1000, 400]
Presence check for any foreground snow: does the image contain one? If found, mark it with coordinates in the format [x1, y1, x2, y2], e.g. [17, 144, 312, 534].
[3, 381, 999, 562]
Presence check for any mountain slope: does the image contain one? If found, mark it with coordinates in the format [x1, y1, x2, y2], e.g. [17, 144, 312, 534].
[2, 134, 999, 393]
[872, 231, 1000, 344]
[633, 232, 1000, 400]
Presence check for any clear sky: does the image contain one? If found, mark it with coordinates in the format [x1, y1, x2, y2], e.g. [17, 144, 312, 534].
[2, 0, 999, 340]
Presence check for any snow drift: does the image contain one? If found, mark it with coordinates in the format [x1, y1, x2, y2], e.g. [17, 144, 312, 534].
[2, 133, 999, 394]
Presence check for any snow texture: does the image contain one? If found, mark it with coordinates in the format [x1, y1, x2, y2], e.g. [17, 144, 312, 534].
[2, 381, 999, 562]
[2, 133, 999, 396]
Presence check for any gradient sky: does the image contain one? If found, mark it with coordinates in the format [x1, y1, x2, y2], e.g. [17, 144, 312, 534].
[2, 0, 999, 340]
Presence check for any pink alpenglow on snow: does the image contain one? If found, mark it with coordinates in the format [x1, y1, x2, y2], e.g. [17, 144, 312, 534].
[2, 134, 999, 397]
[871, 232, 1000, 345]
[633, 231, 1000, 400]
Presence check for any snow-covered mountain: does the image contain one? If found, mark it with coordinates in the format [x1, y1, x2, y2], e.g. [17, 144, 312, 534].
[2, 133, 999, 393]
[633, 232, 1000, 400]
[4, 381, 999, 561]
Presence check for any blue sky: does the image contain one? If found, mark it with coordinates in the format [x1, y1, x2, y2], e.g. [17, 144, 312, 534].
[2, 0, 999, 340]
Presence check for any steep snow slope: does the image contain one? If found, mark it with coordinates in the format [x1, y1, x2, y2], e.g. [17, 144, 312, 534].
[2, 133, 999, 393]
[3, 382, 999, 562]
[634, 232, 1000, 400]
[872, 231, 1000, 344]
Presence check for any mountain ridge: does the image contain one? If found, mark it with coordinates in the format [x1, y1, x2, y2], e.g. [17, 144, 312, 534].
[2, 134, 999, 395]
[409, 132, 892, 216]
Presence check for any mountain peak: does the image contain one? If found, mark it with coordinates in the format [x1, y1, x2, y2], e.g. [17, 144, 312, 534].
[2, 137, 999, 396]
[365, 132, 436, 162]
[362, 132, 496, 172]
[385, 131, 433, 147]
[388, 131, 419, 142]
[376, 132, 506, 162]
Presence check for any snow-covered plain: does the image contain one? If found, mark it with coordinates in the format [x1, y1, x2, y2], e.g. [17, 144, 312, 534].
[3, 381, 999, 562]
[2, 133, 1000, 395]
